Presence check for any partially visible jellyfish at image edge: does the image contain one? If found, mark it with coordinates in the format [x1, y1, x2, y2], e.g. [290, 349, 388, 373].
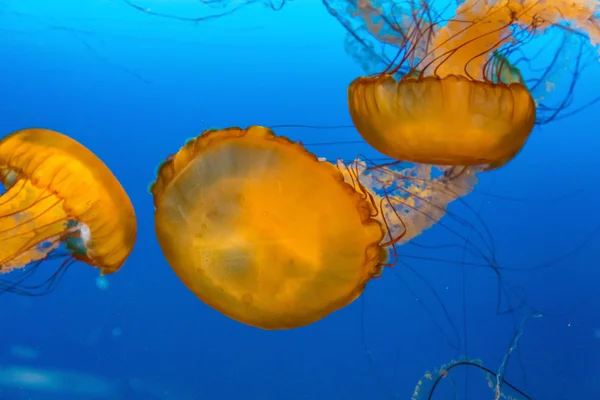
[0, 128, 137, 295]
[323, 0, 600, 170]
[411, 312, 541, 400]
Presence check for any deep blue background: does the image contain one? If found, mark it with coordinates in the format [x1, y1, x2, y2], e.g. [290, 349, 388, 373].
[1, 0, 599, 399]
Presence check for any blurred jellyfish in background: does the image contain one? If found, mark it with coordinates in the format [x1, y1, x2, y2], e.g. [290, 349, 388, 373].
[411, 312, 541, 400]
[323, 0, 600, 170]
[0, 362, 198, 399]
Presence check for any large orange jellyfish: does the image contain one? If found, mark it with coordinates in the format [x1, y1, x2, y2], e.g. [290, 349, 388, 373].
[0, 128, 137, 295]
[151, 126, 481, 329]
[324, 0, 600, 168]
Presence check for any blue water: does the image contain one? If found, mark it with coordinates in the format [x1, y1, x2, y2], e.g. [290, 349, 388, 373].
[1, 0, 599, 399]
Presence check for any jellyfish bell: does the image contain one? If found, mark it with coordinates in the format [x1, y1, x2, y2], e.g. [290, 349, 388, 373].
[150, 125, 483, 330]
[348, 74, 536, 167]
[331, 0, 600, 169]
[151, 126, 387, 329]
[0, 128, 137, 295]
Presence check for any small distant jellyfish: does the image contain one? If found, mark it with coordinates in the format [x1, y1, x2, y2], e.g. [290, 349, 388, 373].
[411, 312, 541, 399]
[150, 126, 479, 329]
[0, 128, 137, 295]
[324, 0, 600, 170]
[96, 276, 109, 290]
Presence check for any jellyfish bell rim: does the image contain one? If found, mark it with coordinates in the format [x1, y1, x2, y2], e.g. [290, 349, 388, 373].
[150, 126, 315, 206]
[347, 73, 537, 166]
[151, 126, 388, 330]
[0, 127, 137, 275]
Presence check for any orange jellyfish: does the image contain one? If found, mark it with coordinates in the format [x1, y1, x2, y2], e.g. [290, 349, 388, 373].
[151, 126, 480, 329]
[0, 128, 137, 295]
[324, 0, 600, 169]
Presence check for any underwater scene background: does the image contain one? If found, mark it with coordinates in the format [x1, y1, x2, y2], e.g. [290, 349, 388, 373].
[1, 0, 600, 399]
